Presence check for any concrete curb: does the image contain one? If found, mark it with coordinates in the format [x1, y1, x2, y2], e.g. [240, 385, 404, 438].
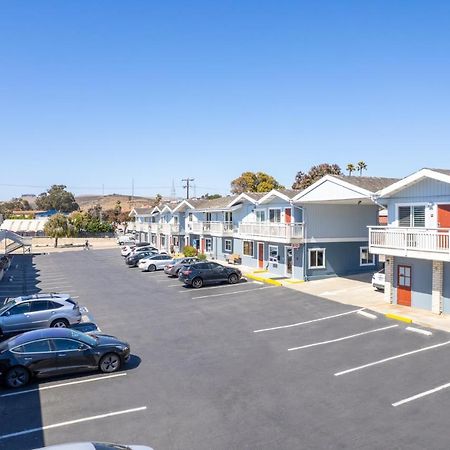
[245, 273, 282, 286]
[385, 313, 413, 324]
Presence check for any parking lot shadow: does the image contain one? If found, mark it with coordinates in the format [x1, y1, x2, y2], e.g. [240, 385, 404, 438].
[126, 354, 142, 370]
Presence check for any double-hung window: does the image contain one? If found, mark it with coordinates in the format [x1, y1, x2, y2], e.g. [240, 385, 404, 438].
[224, 239, 232, 252]
[398, 205, 425, 227]
[360, 247, 375, 266]
[243, 241, 254, 256]
[205, 238, 212, 252]
[255, 210, 265, 222]
[309, 248, 326, 269]
[269, 209, 281, 223]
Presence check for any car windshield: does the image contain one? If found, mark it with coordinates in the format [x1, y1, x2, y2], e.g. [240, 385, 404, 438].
[68, 329, 98, 346]
[0, 302, 14, 315]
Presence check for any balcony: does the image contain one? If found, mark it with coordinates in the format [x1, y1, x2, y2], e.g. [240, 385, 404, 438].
[159, 223, 184, 235]
[369, 226, 450, 261]
[187, 221, 234, 236]
[237, 222, 304, 243]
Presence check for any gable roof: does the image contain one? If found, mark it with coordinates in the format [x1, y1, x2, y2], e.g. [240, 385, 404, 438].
[258, 189, 302, 204]
[334, 176, 399, 192]
[129, 207, 153, 217]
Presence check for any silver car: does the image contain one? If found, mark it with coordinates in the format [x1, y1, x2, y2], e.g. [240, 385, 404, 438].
[138, 254, 174, 272]
[0, 296, 83, 336]
[35, 442, 153, 450]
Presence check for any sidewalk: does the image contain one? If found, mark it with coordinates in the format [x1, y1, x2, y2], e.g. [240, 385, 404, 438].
[219, 259, 450, 333]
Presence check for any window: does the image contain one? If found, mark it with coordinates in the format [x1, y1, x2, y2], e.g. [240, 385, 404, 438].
[22, 340, 52, 353]
[30, 301, 49, 312]
[48, 301, 63, 309]
[243, 241, 254, 256]
[224, 239, 232, 252]
[398, 205, 425, 227]
[173, 236, 179, 246]
[225, 211, 233, 223]
[268, 245, 279, 262]
[269, 209, 281, 223]
[205, 238, 212, 252]
[205, 212, 212, 222]
[188, 213, 193, 222]
[309, 248, 326, 269]
[255, 210, 265, 222]
[195, 263, 209, 270]
[8, 303, 30, 316]
[360, 247, 375, 266]
[52, 338, 88, 351]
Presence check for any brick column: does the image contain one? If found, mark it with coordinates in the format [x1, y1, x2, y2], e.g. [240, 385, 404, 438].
[432, 260, 443, 314]
[384, 256, 394, 304]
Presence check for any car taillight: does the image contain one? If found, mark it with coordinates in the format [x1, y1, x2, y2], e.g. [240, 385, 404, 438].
[182, 270, 192, 275]
[166, 265, 173, 269]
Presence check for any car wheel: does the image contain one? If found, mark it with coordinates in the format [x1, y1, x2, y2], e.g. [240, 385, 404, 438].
[148, 264, 156, 272]
[228, 273, 239, 284]
[51, 318, 69, 328]
[192, 277, 203, 289]
[5, 366, 30, 389]
[99, 353, 121, 373]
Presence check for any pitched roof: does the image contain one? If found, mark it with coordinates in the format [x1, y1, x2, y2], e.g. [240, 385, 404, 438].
[425, 168, 450, 176]
[186, 195, 239, 210]
[334, 176, 399, 192]
[131, 207, 153, 215]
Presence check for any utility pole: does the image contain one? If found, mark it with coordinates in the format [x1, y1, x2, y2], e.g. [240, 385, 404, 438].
[182, 178, 195, 199]
[131, 178, 135, 206]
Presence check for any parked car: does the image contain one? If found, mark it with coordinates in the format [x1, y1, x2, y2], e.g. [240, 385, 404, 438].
[138, 254, 174, 272]
[71, 321, 102, 333]
[120, 242, 152, 257]
[128, 245, 158, 258]
[35, 442, 153, 450]
[179, 262, 242, 288]
[1, 292, 72, 307]
[0, 327, 130, 388]
[164, 257, 200, 277]
[125, 250, 158, 267]
[117, 234, 136, 245]
[0, 296, 83, 337]
[372, 268, 385, 291]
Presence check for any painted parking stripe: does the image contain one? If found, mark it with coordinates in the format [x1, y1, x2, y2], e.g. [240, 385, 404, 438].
[0, 406, 147, 441]
[357, 310, 378, 320]
[0, 373, 127, 398]
[392, 381, 450, 407]
[288, 325, 398, 351]
[178, 282, 254, 293]
[334, 340, 450, 377]
[406, 326, 432, 336]
[253, 308, 364, 333]
[192, 286, 275, 299]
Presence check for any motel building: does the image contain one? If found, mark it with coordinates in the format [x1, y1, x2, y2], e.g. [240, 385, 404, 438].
[369, 168, 450, 314]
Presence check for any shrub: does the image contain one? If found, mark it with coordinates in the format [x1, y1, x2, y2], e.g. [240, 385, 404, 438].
[183, 245, 197, 257]
[197, 253, 207, 261]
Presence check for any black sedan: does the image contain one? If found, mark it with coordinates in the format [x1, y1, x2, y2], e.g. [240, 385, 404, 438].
[0, 328, 130, 388]
[178, 262, 242, 288]
[125, 250, 156, 267]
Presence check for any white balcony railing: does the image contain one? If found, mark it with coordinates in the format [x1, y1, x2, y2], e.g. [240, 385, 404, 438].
[238, 222, 304, 241]
[369, 226, 450, 259]
[187, 221, 234, 235]
[160, 223, 182, 235]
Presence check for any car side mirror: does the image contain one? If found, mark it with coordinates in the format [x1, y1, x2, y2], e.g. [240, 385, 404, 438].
[3, 311, 10, 317]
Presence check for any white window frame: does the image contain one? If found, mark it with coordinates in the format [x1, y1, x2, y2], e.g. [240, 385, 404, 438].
[224, 239, 232, 253]
[205, 238, 212, 252]
[268, 208, 281, 223]
[268, 245, 279, 262]
[255, 209, 266, 222]
[396, 203, 427, 228]
[188, 212, 193, 222]
[308, 248, 326, 269]
[360, 246, 375, 266]
[243, 240, 254, 257]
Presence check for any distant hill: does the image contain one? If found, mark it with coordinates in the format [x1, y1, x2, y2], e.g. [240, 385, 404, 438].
[76, 194, 156, 212]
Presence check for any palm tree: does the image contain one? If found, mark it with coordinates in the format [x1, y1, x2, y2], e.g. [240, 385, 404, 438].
[346, 163, 356, 176]
[357, 161, 367, 176]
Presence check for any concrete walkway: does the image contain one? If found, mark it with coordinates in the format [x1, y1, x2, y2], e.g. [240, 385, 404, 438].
[219, 259, 450, 333]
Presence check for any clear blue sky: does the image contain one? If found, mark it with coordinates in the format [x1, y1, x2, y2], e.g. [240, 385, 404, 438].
[1, 1, 450, 200]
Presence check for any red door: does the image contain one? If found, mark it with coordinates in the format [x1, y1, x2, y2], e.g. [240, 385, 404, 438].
[437, 205, 450, 249]
[258, 243, 264, 269]
[200, 238, 205, 253]
[285, 208, 292, 224]
[397, 265, 412, 307]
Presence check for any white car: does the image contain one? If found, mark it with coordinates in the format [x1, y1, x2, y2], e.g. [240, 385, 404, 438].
[35, 442, 153, 450]
[138, 254, 174, 272]
[372, 268, 385, 291]
[117, 234, 136, 245]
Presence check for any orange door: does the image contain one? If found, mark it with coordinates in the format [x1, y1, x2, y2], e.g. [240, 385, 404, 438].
[437, 205, 450, 249]
[200, 238, 205, 253]
[397, 265, 412, 307]
[285, 208, 292, 224]
[258, 243, 264, 268]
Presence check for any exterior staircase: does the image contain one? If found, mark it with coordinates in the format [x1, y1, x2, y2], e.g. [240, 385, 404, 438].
[0, 230, 32, 254]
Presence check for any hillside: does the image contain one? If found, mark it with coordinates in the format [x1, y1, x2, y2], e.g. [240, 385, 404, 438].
[76, 194, 156, 212]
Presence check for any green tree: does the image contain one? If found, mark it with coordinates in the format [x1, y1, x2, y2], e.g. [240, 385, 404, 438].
[154, 194, 163, 206]
[44, 214, 76, 247]
[357, 161, 368, 176]
[292, 163, 342, 190]
[183, 245, 197, 257]
[346, 163, 356, 176]
[230, 171, 284, 194]
[201, 193, 222, 200]
[36, 185, 79, 212]
[0, 197, 32, 218]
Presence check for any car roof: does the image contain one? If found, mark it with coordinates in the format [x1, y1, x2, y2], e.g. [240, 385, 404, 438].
[6, 328, 76, 347]
[13, 293, 70, 302]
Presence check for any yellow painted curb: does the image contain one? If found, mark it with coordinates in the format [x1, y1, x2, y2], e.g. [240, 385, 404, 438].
[252, 269, 268, 274]
[283, 279, 305, 284]
[385, 313, 413, 324]
[245, 273, 282, 286]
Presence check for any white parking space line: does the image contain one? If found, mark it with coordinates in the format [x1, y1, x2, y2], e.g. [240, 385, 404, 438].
[168, 283, 182, 287]
[392, 381, 450, 407]
[0, 406, 147, 441]
[192, 286, 275, 299]
[334, 340, 450, 377]
[406, 326, 432, 336]
[0, 373, 127, 398]
[178, 282, 255, 293]
[253, 308, 365, 333]
[357, 310, 378, 320]
[288, 325, 398, 351]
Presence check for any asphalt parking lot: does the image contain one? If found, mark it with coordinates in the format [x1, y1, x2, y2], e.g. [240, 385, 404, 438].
[2, 249, 450, 449]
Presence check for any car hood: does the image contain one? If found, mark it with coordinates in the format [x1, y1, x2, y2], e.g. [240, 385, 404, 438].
[90, 333, 128, 348]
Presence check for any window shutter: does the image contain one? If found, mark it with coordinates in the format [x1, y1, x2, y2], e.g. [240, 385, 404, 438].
[413, 206, 425, 227]
[398, 206, 411, 227]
